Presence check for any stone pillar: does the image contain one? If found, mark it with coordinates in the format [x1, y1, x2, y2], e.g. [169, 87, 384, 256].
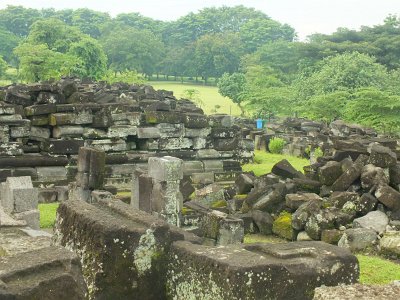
[148, 156, 183, 226]
[70, 147, 105, 202]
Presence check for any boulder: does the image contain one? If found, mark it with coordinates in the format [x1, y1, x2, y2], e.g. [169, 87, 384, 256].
[379, 231, 400, 258]
[285, 193, 321, 210]
[375, 185, 400, 211]
[368, 144, 397, 168]
[292, 199, 323, 231]
[251, 210, 273, 235]
[235, 173, 254, 194]
[318, 161, 343, 186]
[271, 159, 304, 179]
[338, 228, 377, 252]
[272, 211, 296, 240]
[360, 164, 389, 190]
[353, 210, 389, 234]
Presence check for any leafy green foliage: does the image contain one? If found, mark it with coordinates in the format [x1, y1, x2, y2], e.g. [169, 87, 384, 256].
[344, 88, 400, 134]
[0, 57, 7, 78]
[181, 89, 204, 108]
[217, 72, 246, 114]
[102, 70, 146, 85]
[268, 137, 286, 154]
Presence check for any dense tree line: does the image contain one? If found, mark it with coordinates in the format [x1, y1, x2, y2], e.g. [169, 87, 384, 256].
[1, 5, 400, 133]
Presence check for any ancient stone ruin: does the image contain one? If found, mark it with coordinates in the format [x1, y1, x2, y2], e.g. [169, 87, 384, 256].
[2, 78, 400, 299]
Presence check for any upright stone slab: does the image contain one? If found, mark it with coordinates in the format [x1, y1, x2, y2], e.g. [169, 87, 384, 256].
[53, 199, 193, 300]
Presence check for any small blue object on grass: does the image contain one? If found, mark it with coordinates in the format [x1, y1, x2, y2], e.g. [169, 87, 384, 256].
[256, 118, 264, 129]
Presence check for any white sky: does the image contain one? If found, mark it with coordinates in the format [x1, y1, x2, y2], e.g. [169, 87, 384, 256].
[1, 0, 399, 39]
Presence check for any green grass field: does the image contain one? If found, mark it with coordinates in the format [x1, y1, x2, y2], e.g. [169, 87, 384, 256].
[243, 150, 310, 176]
[150, 81, 242, 116]
[38, 203, 59, 228]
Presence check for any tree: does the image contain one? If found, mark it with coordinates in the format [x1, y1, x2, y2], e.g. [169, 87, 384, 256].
[68, 37, 107, 79]
[294, 52, 390, 103]
[239, 18, 295, 53]
[193, 33, 242, 82]
[27, 18, 82, 53]
[0, 28, 20, 64]
[14, 43, 82, 82]
[101, 27, 164, 77]
[344, 88, 400, 134]
[0, 56, 7, 78]
[14, 19, 107, 81]
[218, 73, 246, 115]
[0, 5, 42, 37]
[71, 8, 110, 38]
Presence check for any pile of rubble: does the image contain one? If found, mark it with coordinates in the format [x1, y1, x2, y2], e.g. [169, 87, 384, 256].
[0, 78, 253, 194]
[230, 134, 400, 258]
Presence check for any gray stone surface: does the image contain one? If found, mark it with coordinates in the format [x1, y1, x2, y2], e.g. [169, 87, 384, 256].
[353, 210, 389, 233]
[148, 156, 183, 182]
[338, 228, 377, 252]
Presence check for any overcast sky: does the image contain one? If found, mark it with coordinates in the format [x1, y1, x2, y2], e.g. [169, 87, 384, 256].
[1, 0, 399, 39]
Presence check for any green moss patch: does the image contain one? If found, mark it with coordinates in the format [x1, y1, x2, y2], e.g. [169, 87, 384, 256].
[272, 211, 295, 240]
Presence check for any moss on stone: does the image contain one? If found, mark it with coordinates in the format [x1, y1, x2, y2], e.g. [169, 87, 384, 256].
[210, 200, 227, 209]
[272, 211, 295, 240]
[234, 194, 248, 200]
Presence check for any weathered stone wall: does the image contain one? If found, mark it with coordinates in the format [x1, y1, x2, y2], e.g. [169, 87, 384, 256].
[0, 79, 253, 191]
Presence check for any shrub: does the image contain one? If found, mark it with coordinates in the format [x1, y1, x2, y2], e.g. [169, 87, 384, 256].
[268, 137, 286, 154]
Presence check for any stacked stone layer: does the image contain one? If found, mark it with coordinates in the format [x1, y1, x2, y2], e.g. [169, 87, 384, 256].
[0, 79, 253, 189]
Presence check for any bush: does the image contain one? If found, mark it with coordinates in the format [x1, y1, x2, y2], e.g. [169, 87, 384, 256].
[268, 137, 286, 154]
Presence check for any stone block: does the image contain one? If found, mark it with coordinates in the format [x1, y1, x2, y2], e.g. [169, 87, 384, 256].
[368, 144, 397, 168]
[182, 113, 208, 128]
[30, 115, 49, 126]
[53, 126, 84, 138]
[10, 125, 30, 138]
[375, 184, 400, 211]
[321, 229, 343, 244]
[131, 169, 153, 212]
[137, 127, 161, 139]
[25, 104, 57, 116]
[184, 127, 211, 137]
[361, 164, 389, 190]
[29, 126, 50, 141]
[212, 138, 239, 151]
[49, 110, 93, 125]
[156, 123, 184, 138]
[14, 209, 40, 229]
[235, 173, 254, 194]
[196, 149, 220, 159]
[85, 139, 128, 152]
[159, 138, 193, 150]
[192, 137, 207, 149]
[53, 199, 190, 299]
[0, 143, 24, 156]
[83, 127, 108, 139]
[145, 111, 182, 124]
[356, 193, 378, 215]
[379, 231, 400, 258]
[108, 125, 137, 138]
[286, 193, 321, 210]
[36, 166, 68, 182]
[251, 210, 273, 235]
[182, 161, 204, 175]
[167, 240, 359, 300]
[353, 210, 389, 233]
[203, 160, 223, 173]
[36, 91, 66, 104]
[318, 161, 343, 186]
[0, 246, 87, 299]
[13, 188, 39, 213]
[338, 228, 377, 252]
[272, 159, 304, 179]
[148, 156, 183, 182]
[331, 162, 363, 192]
[209, 114, 234, 128]
[190, 172, 215, 185]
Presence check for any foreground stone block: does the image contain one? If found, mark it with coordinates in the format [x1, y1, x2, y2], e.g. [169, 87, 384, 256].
[54, 199, 191, 300]
[0, 246, 87, 299]
[167, 241, 359, 300]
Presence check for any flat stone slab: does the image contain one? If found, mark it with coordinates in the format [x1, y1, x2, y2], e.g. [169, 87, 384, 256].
[0, 246, 87, 299]
[314, 283, 400, 300]
[167, 241, 359, 300]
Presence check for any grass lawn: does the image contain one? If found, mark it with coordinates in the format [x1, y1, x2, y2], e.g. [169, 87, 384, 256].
[38, 203, 59, 229]
[243, 150, 310, 176]
[150, 81, 242, 116]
